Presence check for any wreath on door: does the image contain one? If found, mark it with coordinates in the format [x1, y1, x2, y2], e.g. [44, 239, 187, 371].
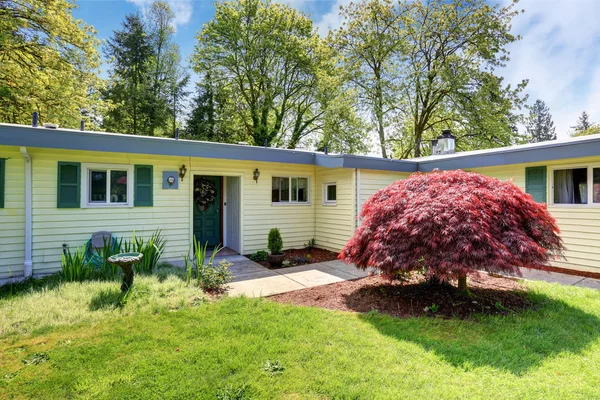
[194, 178, 217, 211]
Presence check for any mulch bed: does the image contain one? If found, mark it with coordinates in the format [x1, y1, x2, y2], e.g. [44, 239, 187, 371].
[269, 273, 532, 319]
[256, 247, 339, 268]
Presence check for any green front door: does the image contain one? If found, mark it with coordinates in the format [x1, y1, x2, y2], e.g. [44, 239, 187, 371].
[193, 176, 222, 247]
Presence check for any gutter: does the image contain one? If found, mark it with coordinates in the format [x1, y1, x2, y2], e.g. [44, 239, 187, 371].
[19, 147, 33, 277]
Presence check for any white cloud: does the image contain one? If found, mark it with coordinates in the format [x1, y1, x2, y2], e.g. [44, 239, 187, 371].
[126, 0, 193, 28]
[315, 0, 349, 35]
[500, 0, 600, 137]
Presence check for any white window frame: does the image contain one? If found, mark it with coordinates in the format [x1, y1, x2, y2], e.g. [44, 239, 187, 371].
[81, 163, 134, 208]
[549, 163, 600, 207]
[271, 176, 310, 206]
[323, 182, 337, 205]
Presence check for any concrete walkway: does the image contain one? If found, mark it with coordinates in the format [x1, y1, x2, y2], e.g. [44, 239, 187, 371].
[221, 256, 373, 298]
[219, 255, 600, 298]
[503, 267, 600, 289]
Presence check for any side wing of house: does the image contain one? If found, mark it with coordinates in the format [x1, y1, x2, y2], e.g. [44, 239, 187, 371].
[0, 146, 26, 278]
[470, 156, 600, 274]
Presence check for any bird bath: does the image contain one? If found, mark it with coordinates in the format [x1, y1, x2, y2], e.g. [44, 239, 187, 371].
[107, 252, 143, 292]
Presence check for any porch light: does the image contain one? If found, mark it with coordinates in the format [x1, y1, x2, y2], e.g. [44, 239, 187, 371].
[179, 164, 187, 181]
[253, 168, 260, 183]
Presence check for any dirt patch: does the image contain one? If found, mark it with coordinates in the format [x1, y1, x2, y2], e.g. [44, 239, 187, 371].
[256, 248, 339, 268]
[269, 273, 532, 319]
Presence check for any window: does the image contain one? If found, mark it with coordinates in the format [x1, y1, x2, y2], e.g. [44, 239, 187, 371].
[323, 183, 337, 204]
[82, 164, 133, 207]
[551, 165, 600, 206]
[272, 177, 309, 204]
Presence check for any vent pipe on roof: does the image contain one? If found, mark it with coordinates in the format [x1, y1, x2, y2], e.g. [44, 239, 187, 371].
[175, 127, 179, 140]
[324, 145, 329, 155]
[32, 112, 38, 127]
[432, 130, 456, 155]
[80, 120, 85, 131]
[264, 139, 268, 147]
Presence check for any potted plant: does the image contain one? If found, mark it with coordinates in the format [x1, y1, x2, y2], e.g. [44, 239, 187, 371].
[267, 228, 285, 268]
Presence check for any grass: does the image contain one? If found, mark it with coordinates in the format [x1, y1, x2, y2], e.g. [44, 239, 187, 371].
[1, 275, 600, 399]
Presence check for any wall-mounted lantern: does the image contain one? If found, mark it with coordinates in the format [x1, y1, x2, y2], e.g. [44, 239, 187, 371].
[253, 168, 260, 183]
[179, 164, 187, 181]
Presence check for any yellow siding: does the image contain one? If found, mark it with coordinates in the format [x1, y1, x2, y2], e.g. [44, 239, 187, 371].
[314, 167, 355, 252]
[470, 157, 600, 273]
[26, 148, 318, 274]
[359, 169, 410, 211]
[0, 146, 25, 278]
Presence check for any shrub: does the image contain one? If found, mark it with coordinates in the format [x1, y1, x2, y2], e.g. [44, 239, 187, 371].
[123, 230, 166, 274]
[97, 236, 123, 279]
[304, 238, 316, 252]
[196, 260, 233, 292]
[267, 228, 283, 255]
[248, 250, 268, 262]
[339, 170, 565, 291]
[61, 247, 93, 282]
[191, 236, 232, 292]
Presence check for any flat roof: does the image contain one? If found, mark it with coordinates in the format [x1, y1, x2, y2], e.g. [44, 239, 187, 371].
[2, 123, 600, 172]
[0, 124, 417, 173]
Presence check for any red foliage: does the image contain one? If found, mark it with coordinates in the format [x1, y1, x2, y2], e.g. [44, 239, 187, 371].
[339, 170, 565, 282]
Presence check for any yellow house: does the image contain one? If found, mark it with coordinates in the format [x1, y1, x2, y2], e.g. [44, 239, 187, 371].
[1, 122, 599, 279]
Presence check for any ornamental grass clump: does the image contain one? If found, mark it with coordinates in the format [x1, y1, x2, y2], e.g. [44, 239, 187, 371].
[339, 169, 565, 291]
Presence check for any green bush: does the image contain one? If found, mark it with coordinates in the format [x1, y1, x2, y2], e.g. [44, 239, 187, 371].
[61, 247, 93, 282]
[267, 228, 283, 255]
[97, 236, 123, 279]
[122, 229, 166, 274]
[304, 238, 316, 252]
[191, 236, 232, 292]
[248, 250, 268, 262]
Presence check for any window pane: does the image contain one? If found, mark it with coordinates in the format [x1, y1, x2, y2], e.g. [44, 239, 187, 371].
[272, 177, 280, 202]
[90, 170, 107, 203]
[297, 178, 308, 202]
[291, 178, 298, 201]
[327, 184, 337, 201]
[110, 170, 127, 203]
[594, 168, 600, 203]
[554, 168, 587, 204]
[280, 178, 290, 201]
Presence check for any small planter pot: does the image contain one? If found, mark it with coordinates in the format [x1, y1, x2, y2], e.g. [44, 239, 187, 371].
[267, 254, 285, 268]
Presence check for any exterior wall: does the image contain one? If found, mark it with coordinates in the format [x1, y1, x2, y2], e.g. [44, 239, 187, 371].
[19, 148, 318, 275]
[314, 167, 355, 252]
[0, 146, 26, 278]
[469, 156, 600, 273]
[359, 169, 411, 214]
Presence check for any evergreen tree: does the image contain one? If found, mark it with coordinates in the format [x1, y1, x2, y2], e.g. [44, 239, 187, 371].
[571, 111, 593, 133]
[184, 74, 231, 142]
[526, 99, 556, 143]
[102, 13, 153, 135]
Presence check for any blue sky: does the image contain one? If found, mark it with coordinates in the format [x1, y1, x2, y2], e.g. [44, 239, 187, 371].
[74, 0, 600, 139]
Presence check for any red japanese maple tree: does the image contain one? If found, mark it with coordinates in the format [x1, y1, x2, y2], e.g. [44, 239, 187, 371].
[339, 169, 564, 291]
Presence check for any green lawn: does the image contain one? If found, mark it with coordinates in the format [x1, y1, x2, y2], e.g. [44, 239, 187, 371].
[2, 269, 600, 399]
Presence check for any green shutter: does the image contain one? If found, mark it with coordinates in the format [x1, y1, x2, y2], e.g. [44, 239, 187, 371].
[0, 158, 5, 208]
[525, 166, 547, 203]
[57, 162, 81, 208]
[134, 165, 153, 206]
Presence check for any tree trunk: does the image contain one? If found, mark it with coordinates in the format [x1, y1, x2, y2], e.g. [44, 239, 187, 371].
[414, 125, 423, 158]
[457, 273, 467, 292]
[374, 67, 388, 158]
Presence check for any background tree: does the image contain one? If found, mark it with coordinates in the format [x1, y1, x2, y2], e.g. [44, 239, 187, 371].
[571, 111, 593, 133]
[331, 0, 405, 158]
[192, 0, 366, 151]
[394, 0, 527, 157]
[526, 99, 556, 142]
[340, 170, 564, 292]
[102, 13, 153, 135]
[103, 1, 189, 136]
[0, 0, 106, 128]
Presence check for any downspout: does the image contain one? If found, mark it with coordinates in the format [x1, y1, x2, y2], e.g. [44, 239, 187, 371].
[20, 147, 33, 277]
